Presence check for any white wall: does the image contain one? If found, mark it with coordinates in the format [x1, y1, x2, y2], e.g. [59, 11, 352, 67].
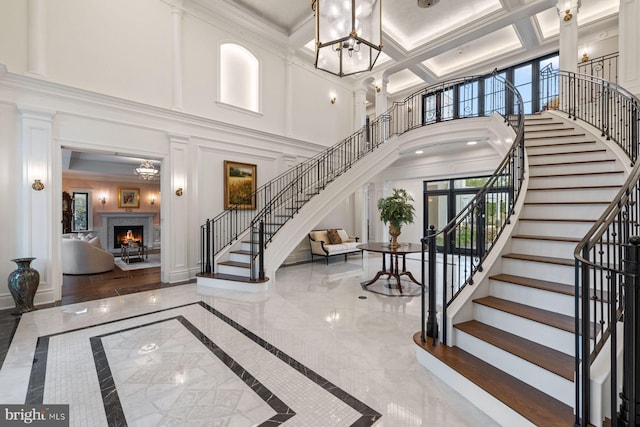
[0, 105, 20, 301]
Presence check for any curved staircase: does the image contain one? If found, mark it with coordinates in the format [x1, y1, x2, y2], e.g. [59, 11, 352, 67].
[416, 113, 626, 426]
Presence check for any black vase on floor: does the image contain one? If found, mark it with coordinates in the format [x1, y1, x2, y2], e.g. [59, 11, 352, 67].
[7, 257, 40, 315]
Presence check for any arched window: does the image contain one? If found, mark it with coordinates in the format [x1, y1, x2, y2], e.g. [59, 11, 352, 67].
[219, 43, 260, 113]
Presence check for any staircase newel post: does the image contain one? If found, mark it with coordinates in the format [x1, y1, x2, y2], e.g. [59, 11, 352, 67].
[205, 219, 212, 274]
[424, 225, 438, 343]
[619, 235, 640, 426]
[258, 221, 265, 281]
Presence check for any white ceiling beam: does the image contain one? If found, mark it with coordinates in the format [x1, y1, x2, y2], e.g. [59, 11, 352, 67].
[383, 0, 557, 77]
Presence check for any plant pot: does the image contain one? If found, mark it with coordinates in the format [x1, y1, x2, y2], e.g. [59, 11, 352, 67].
[389, 224, 401, 248]
[7, 257, 40, 315]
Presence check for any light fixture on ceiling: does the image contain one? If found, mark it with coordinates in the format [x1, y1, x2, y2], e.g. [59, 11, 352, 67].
[134, 160, 159, 180]
[311, 0, 382, 78]
[418, 0, 440, 7]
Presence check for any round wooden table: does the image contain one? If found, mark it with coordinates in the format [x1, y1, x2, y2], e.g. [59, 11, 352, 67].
[357, 242, 423, 292]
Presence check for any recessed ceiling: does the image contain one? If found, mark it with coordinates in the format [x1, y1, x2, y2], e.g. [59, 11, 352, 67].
[211, 0, 619, 95]
[62, 150, 161, 180]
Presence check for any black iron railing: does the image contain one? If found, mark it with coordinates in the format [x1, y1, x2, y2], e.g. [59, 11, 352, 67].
[420, 73, 526, 344]
[540, 71, 640, 426]
[200, 74, 521, 280]
[577, 52, 619, 84]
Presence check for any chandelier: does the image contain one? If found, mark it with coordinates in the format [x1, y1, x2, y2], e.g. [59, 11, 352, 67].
[312, 0, 382, 77]
[134, 160, 159, 180]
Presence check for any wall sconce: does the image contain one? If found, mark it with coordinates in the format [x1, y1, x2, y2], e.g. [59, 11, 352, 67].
[563, 9, 572, 21]
[150, 196, 156, 205]
[175, 187, 183, 197]
[375, 85, 381, 93]
[581, 53, 589, 63]
[100, 196, 106, 205]
[330, 97, 336, 104]
[31, 179, 44, 191]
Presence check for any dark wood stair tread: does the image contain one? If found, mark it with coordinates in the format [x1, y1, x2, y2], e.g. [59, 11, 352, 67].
[218, 260, 251, 269]
[455, 320, 574, 381]
[525, 133, 586, 140]
[519, 217, 596, 223]
[529, 158, 615, 167]
[413, 334, 575, 427]
[531, 170, 623, 178]
[503, 252, 573, 266]
[230, 250, 252, 255]
[197, 272, 268, 283]
[490, 273, 575, 296]
[524, 201, 610, 205]
[473, 296, 576, 333]
[528, 148, 605, 157]
[527, 184, 619, 191]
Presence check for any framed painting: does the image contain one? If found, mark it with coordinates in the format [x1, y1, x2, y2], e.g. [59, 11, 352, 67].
[118, 187, 140, 208]
[224, 161, 256, 209]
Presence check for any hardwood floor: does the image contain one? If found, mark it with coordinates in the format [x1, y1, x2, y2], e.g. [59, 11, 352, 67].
[1, 261, 193, 370]
[61, 264, 192, 305]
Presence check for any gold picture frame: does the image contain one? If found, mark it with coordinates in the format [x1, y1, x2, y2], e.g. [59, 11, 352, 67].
[224, 161, 256, 209]
[118, 187, 140, 208]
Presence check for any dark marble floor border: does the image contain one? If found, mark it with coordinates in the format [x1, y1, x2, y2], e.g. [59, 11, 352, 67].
[24, 301, 382, 426]
[90, 316, 294, 426]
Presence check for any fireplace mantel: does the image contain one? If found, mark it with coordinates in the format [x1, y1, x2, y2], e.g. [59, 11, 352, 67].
[99, 212, 157, 253]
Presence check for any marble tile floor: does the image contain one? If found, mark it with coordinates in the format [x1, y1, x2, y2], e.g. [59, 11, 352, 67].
[0, 254, 499, 426]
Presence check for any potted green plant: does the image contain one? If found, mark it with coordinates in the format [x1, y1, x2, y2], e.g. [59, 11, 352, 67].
[377, 188, 416, 248]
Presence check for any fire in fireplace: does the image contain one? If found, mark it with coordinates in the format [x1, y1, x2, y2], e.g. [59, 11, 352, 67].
[114, 225, 144, 249]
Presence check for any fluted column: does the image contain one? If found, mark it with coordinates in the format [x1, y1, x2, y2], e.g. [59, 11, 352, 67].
[170, 0, 184, 110]
[619, 0, 640, 96]
[27, 0, 47, 77]
[557, 0, 579, 74]
[375, 78, 389, 117]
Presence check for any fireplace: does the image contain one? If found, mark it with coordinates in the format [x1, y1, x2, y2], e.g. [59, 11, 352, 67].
[99, 212, 157, 254]
[114, 225, 144, 249]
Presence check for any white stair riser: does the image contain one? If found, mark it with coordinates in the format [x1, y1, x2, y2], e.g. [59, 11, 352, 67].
[490, 280, 575, 317]
[454, 330, 574, 406]
[525, 136, 601, 150]
[490, 280, 611, 322]
[218, 264, 251, 276]
[526, 135, 591, 145]
[502, 258, 574, 285]
[511, 238, 577, 260]
[196, 277, 268, 293]
[229, 252, 251, 263]
[521, 204, 607, 221]
[525, 188, 619, 203]
[528, 173, 625, 188]
[528, 150, 610, 165]
[529, 162, 618, 176]
[473, 303, 576, 356]
[517, 220, 594, 238]
[241, 242, 259, 252]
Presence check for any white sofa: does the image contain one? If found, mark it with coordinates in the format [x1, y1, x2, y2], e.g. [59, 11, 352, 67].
[62, 234, 114, 275]
[308, 229, 361, 264]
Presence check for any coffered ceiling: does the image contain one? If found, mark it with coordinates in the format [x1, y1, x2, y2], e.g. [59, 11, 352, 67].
[205, 0, 619, 96]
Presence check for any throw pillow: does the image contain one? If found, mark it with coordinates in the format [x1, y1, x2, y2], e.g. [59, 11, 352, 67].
[88, 236, 102, 248]
[327, 229, 342, 244]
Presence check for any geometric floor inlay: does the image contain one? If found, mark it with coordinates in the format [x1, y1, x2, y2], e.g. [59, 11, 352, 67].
[24, 302, 382, 426]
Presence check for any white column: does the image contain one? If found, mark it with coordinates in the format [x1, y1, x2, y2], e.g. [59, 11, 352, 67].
[556, 0, 579, 74]
[619, 0, 640, 96]
[163, 134, 190, 283]
[354, 88, 367, 132]
[27, 0, 47, 77]
[170, 0, 184, 110]
[18, 106, 57, 304]
[375, 78, 389, 117]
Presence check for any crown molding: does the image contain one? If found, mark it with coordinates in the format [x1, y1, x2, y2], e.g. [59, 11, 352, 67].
[0, 67, 325, 157]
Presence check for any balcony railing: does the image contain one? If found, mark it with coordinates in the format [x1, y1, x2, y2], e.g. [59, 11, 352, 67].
[420, 73, 526, 344]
